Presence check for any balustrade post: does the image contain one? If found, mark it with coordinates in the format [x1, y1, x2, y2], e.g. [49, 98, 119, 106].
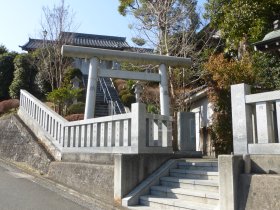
[131, 103, 146, 153]
[255, 102, 274, 143]
[231, 83, 252, 154]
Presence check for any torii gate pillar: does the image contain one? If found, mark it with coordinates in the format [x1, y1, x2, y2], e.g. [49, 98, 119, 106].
[84, 57, 99, 119]
[159, 64, 170, 116]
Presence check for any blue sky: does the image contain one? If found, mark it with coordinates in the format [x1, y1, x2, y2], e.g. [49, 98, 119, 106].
[0, 0, 205, 52]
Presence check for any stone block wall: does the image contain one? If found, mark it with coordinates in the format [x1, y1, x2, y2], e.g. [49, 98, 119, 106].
[0, 114, 53, 174]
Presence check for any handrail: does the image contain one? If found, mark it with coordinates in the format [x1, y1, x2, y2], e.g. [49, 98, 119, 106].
[246, 90, 280, 104]
[98, 78, 109, 104]
[109, 78, 126, 114]
[99, 77, 122, 114]
[20, 90, 67, 124]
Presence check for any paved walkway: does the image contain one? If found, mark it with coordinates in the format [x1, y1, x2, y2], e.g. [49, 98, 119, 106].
[0, 160, 111, 210]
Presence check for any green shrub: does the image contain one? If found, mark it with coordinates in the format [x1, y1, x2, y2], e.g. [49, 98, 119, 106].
[121, 93, 136, 107]
[63, 68, 83, 87]
[67, 102, 85, 115]
[119, 89, 130, 97]
[147, 104, 158, 114]
[126, 80, 135, 92]
[47, 86, 82, 115]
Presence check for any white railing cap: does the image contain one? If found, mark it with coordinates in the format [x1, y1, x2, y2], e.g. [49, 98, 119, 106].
[20, 89, 68, 124]
[246, 90, 280, 104]
[61, 45, 191, 67]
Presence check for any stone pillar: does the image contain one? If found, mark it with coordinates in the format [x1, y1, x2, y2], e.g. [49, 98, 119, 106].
[131, 103, 146, 153]
[255, 102, 274, 143]
[231, 83, 252, 154]
[177, 112, 196, 151]
[84, 57, 99, 119]
[71, 76, 81, 104]
[159, 64, 170, 116]
[219, 155, 244, 210]
[134, 82, 143, 103]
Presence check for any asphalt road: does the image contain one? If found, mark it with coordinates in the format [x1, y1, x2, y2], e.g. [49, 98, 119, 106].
[0, 160, 108, 210]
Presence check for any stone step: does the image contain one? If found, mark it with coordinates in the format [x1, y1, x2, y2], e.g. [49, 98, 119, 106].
[150, 186, 219, 205]
[177, 160, 218, 166]
[170, 169, 219, 180]
[177, 162, 218, 172]
[160, 176, 219, 192]
[139, 195, 217, 210]
[128, 206, 161, 210]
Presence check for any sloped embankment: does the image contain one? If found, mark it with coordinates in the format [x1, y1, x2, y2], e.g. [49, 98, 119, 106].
[0, 114, 115, 205]
[0, 114, 53, 174]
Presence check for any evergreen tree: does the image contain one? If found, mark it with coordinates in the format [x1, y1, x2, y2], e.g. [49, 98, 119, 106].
[9, 54, 38, 99]
[205, 0, 280, 50]
[0, 52, 17, 100]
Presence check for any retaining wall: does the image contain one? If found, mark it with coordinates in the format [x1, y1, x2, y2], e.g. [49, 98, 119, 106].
[219, 154, 280, 210]
[0, 114, 53, 174]
[0, 114, 201, 206]
[238, 174, 280, 210]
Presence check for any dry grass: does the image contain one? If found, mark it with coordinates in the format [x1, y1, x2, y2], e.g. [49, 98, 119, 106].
[114, 79, 127, 92]
[141, 85, 160, 104]
[0, 99, 19, 114]
[65, 114, 84, 121]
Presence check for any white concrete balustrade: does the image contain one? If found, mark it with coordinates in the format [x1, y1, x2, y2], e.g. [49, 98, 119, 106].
[231, 83, 280, 154]
[18, 90, 173, 156]
[19, 90, 67, 149]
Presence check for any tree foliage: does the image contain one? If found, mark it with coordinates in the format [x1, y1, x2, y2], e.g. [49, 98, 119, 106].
[204, 53, 256, 155]
[252, 53, 280, 90]
[203, 0, 280, 155]
[0, 52, 17, 100]
[9, 54, 38, 99]
[47, 86, 82, 115]
[62, 67, 83, 87]
[204, 52, 280, 155]
[0, 45, 8, 55]
[205, 0, 280, 49]
[119, 0, 200, 55]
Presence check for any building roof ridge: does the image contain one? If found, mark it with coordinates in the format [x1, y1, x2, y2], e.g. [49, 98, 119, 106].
[61, 31, 127, 42]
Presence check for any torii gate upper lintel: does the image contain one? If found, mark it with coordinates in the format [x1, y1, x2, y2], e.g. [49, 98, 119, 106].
[61, 45, 192, 119]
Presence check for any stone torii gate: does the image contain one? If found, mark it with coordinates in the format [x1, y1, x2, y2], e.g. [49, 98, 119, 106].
[62, 45, 191, 119]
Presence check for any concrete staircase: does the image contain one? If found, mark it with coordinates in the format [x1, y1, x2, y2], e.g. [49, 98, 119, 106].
[130, 160, 219, 210]
[95, 80, 109, 117]
[100, 77, 126, 114]
[82, 76, 126, 117]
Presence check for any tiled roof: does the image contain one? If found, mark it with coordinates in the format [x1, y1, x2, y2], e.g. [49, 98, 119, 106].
[253, 21, 280, 52]
[253, 31, 280, 51]
[20, 32, 130, 51]
[20, 39, 54, 51]
[61, 32, 130, 49]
